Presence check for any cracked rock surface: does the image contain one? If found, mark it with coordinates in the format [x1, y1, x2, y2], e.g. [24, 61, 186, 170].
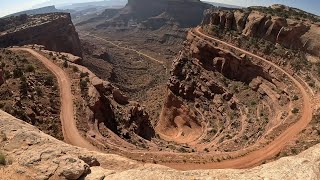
[0, 110, 320, 179]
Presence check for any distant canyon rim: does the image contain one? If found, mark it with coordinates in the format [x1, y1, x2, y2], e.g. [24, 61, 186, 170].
[0, 0, 320, 179]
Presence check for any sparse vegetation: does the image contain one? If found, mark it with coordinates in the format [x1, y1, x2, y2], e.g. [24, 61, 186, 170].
[63, 60, 69, 68]
[35, 86, 43, 97]
[292, 108, 299, 114]
[72, 66, 79, 72]
[80, 72, 89, 78]
[80, 79, 88, 92]
[13, 67, 23, 78]
[26, 64, 35, 72]
[0, 151, 5, 166]
[292, 95, 299, 101]
[44, 75, 54, 86]
[20, 75, 28, 95]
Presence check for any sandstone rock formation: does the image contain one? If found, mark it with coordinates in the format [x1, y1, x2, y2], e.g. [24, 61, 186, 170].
[93, 0, 212, 29]
[0, 13, 82, 57]
[1, 110, 320, 179]
[63, 60, 155, 143]
[201, 7, 320, 58]
[156, 27, 299, 157]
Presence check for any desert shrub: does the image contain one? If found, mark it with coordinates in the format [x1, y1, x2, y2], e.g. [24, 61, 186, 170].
[35, 87, 43, 97]
[63, 60, 68, 68]
[204, 148, 210, 152]
[52, 85, 58, 91]
[292, 108, 299, 114]
[72, 66, 79, 72]
[80, 80, 88, 91]
[0, 152, 5, 165]
[61, 55, 68, 61]
[44, 75, 54, 86]
[292, 95, 299, 101]
[21, 58, 28, 63]
[20, 76, 28, 95]
[49, 52, 53, 56]
[13, 68, 23, 78]
[14, 109, 28, 121]
[80, 72, 89, 78]
[4, 70, 11, 79]
[178, 147, 189, 153]
[26, 64, 35, 72]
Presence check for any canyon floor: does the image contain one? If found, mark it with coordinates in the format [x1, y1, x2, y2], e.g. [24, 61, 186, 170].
[1, 2, 320, 179]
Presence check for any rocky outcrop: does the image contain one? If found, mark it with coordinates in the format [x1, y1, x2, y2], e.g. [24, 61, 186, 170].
[96, 0, 212, 29]
[201, 8, 320, 57]
[1, 110, 320, 179]
[72, 63, 154, 141]
[126, 104, 155, 140]
[0, 13, 82, 57]
[0, 69, 4, 85]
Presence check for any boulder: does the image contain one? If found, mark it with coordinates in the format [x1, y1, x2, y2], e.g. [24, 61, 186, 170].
[79, 155, 100, 167]
[113, 89, 129, 105]
[57, 157, 90, 180]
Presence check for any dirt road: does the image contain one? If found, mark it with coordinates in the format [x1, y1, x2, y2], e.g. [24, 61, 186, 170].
[163, 27, 313, 169]
[80, 32, 165, 65]
[9, 26, 314, 169]
[11, 48, 97, 151]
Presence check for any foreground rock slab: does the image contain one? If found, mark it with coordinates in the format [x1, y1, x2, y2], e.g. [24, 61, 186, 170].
[0, 110, 319, 179]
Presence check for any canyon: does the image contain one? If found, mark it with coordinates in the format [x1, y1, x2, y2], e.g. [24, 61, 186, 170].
[0, 1, 320, 179]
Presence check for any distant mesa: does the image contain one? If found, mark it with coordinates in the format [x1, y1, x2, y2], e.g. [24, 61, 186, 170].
[78, 0, 213, 29]
[0, 13, 82, 57]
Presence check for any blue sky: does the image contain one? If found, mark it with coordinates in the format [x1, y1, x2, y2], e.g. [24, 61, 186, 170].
[0, 0, 319, 17]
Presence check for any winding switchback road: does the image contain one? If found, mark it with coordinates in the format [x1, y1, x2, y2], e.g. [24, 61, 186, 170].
[166, 27, 313, 169]
[9, 25, 315, 169]
[11, 48, 97, 151]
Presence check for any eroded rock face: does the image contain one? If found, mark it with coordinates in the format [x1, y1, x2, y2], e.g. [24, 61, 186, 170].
[126, 104, 155, 140]
[1, 110, 320, 179]
[79, 65, 155, 142]
[0, 13, 82, 57]
[97, 0, 212, 29]
[201, 9, 319, 57]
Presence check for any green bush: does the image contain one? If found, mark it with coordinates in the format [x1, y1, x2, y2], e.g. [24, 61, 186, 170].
[72, 66, 79, 72]
[44, 75, 54, 86]
[35, 87, 43, 97]
[292, 95, 299, 101]
[13, 68, 23, 78]
[80, 72, 89, 78]
[0, 151, 6, 165]
[80, 80, 88, 91]
[292, 108, 299, 114]
[26, 64, 35, 72]
[63, 60, 68, 68]
[20, 76, 28, 95]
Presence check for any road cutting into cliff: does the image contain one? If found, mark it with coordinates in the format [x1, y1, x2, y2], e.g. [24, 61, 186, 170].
[10, 48, 98, 151]
[163, 27, 313, 169]
[9, 26, 315, 170]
